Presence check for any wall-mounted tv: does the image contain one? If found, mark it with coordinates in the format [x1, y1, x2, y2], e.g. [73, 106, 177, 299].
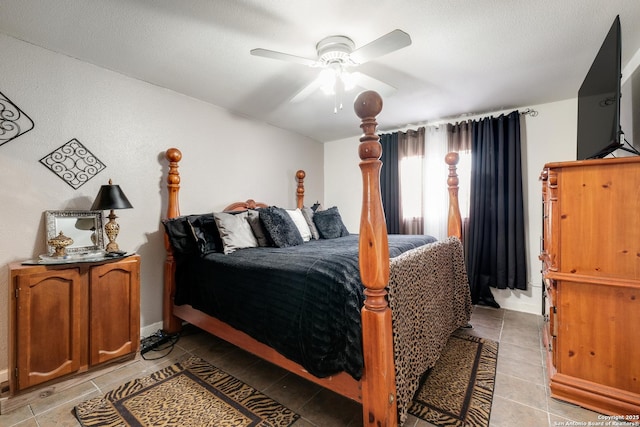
[576, 15, 622, 160]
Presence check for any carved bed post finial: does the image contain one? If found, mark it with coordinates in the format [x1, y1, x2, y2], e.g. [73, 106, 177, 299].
[354, 90, 398, 427]
[164, 147, 183, 334]
[445, 152, 463, 241]
[166, 148, 182, 219]
[296, 170, 305, 209]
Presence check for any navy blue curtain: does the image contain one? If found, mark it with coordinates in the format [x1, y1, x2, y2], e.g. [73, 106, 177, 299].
[466, 111, 527, 307]
[379, 133, 401, 234]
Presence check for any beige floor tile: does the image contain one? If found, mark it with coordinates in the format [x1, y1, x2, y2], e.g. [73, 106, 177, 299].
[263, 373, 322, 412]
[489, 394, 550, 427]
[34, 391, 99, 427]
[496, 356, 546, 385]
[28, 381, 98, 416]
[11, 419, 39, 427]
[547, 396, 603, 423]
[231, 359, 289, 392]
[0, 404, 34, 426]
[500, 326, 542, 350]
[470, 311, 504, 330]
[497, 340, 544, 366]
[494, 371, 548, 411]
[473, 306, 506, 320]
[297, 388, 361, 427]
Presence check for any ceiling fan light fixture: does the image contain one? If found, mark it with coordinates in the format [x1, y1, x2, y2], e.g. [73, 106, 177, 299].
[319, 69, 338, 95]
[318, 63, 356, 96]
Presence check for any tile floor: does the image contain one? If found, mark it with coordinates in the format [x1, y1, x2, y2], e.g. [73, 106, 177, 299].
[0, 306, 607, 426]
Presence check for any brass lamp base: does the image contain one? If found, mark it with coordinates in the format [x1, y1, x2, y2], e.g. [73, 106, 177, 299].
[104, 210, 122, 253]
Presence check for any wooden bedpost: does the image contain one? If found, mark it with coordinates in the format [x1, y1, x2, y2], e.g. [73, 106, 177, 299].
[354, 90, 398, 427]
[295, 169, 305, 209]
[163, 147, 183, 334]
[445, 152, 463, 240]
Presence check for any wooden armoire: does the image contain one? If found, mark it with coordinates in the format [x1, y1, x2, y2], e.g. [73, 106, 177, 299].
[540, 156, 640, 416]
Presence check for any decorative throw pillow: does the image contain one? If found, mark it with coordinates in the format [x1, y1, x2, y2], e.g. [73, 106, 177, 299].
[162, 216, 199, 255]
[286, 208, 312, 241]
[247, 209, 270, 247]
[189, 213, 222, 254]
[301, 206, 320, 240]
[313, 206, 350, 239]
[213, 211, 258, 254]
[259, 206, 304, 248]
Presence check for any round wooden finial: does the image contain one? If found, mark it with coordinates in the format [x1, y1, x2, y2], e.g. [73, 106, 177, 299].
[296, 170, 306, 180]
[166, 147, 182, 162]
[445, 151, 459, 166]
[354, 90, 383, 119]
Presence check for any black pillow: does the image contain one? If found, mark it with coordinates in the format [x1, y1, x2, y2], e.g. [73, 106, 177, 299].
[162, 216, 198, 255]
[313, 206, 350, 239]
[189, 213, 222, 254]
[259, 206, 304, 248]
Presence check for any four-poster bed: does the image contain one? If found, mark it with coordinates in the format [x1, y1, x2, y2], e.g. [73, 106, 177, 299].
[161, 91, 471, 426]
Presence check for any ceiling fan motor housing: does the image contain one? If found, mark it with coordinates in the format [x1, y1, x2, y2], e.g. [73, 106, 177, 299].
[316, 36, 356, 66]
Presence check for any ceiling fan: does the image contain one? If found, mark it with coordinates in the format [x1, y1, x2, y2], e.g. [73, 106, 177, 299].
[250, 29, 412, 111]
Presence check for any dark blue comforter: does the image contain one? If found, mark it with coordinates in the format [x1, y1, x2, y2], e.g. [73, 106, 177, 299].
[173, 234, 436, 379]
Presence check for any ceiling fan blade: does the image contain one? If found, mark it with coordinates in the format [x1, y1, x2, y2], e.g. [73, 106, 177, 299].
[250, 48, 318, 67]
[289, 77, 324, 103]
[349, 29, 412, 64]
[351, 72, 397, 96]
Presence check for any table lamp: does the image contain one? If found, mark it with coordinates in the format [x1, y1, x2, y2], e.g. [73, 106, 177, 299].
[91, 179, 133, 253]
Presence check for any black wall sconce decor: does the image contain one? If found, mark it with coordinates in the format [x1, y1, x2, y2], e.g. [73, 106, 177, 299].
[40, 138, 106, 189]
[0, 90, 35, 148]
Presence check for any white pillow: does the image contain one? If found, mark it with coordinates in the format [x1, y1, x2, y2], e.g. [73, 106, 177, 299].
[213, 211, 258, 254]
[286, 208, 312, 242]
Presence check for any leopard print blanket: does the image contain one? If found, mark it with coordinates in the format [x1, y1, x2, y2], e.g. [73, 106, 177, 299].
[388, 237, 472, 424]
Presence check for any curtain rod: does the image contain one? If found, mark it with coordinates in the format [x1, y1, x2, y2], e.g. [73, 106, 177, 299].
[380, 107, 539, 133]
[520, 108, 538, 117]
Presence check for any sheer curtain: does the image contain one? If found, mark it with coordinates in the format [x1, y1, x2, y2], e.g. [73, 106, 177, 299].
[398, 127, 425, 234]
[422, 126, 450, 240]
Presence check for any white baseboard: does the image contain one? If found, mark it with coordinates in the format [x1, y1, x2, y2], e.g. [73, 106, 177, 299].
[140, 321, 164, 339]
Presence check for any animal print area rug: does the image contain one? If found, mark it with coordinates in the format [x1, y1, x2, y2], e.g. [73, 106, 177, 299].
[74, 356, 299, 427]
[409, 332, 498, 427]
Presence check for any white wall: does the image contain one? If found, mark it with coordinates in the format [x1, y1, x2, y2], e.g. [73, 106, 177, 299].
[0, 34, 323, 377]
[324, 98, 578, 315]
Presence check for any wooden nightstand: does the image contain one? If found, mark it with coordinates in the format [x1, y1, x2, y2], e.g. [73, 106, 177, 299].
[7, 254, 140, 395]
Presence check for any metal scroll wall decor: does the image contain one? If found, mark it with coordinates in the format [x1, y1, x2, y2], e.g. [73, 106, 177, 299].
[40, 138, 106, 189]
[0, 90, 35, 147]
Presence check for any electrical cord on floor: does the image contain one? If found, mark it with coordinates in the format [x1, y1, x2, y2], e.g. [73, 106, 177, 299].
[140, 330, 181, 360]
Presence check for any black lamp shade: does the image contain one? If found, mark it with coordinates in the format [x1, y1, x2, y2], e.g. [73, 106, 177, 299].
[91, 183, 133, 210]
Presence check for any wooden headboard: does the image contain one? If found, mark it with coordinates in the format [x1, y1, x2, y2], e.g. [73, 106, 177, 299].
[222, 170, 306, 212]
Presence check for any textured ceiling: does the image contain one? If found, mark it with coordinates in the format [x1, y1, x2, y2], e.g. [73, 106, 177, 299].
[2, 0, 640, 141]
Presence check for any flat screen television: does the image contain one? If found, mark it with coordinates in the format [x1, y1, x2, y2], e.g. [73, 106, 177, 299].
[576, 15, 622, 160]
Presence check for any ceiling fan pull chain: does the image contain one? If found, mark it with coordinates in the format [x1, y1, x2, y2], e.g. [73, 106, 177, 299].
[334, 74, 345, 113]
